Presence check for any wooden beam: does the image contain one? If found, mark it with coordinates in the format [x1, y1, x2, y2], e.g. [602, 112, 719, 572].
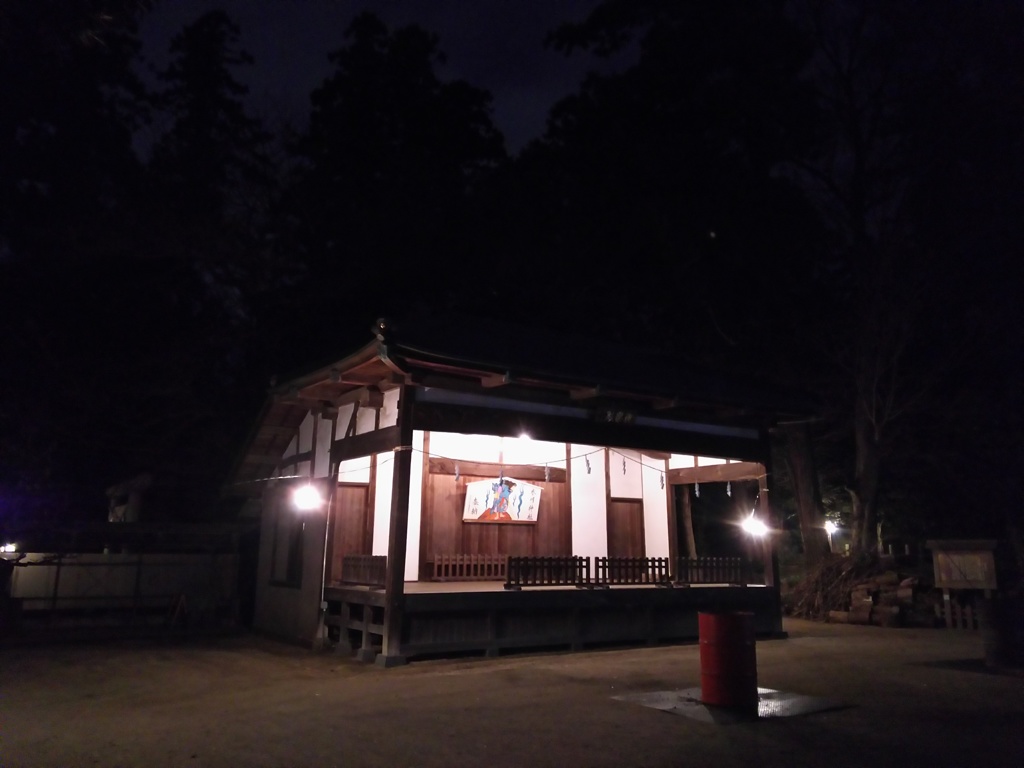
[331, 425, 401, 463]
[666, 461, 765, 485]
[275, 395, 332, 409]
[480, 372, 512, 388]
[569, 386, 602, 401]
[324, 387, 383, 410]
[278, 450, 313, 466]
[245, 453, 289, 466]
[428, 457, 567, 483]
[642, 450, 672, 460]
[412, 402, 765, 461]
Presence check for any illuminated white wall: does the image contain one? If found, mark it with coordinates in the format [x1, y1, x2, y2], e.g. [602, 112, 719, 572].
[379, 388, 400, 428]
[337, 455, 371, 484]
[502, 436, 566, 467]
[428, 432, 502, 462]
[334, 403, 354, 437]
[405, 430, 425, 580]
[371, 452, 393, 556]
[641, 454, 670, 558]
[608, 448, 643, 499]
[669, 454, 734, 469]
[571, 444, 607, 559]
[293, 414, 312, 476]
[356, 404, 376, 434]
[669, 454, 694, 469]
[314, 414, 332, 478]
[365, 432, 422, 580]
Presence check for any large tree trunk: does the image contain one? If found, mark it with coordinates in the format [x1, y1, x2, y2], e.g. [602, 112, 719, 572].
[849, 409, 882, 552]
[779, 422, 830, 565]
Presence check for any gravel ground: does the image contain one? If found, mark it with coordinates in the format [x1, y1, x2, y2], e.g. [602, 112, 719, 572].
[1, 618, 1022, 768]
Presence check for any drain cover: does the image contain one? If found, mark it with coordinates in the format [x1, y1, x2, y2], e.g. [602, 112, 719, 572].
[613, 687, 846, 724]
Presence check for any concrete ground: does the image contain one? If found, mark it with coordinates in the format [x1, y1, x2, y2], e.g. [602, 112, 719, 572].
[1, 618, 1021, 768]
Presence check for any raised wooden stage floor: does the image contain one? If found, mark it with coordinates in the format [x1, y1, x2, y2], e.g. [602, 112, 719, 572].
[324, 581, 782, 663]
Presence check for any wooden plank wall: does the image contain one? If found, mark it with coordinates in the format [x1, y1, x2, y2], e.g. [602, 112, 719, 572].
[420, 461, 572, 576]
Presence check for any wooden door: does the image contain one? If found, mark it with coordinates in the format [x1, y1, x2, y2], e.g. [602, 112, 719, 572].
[607, 499, 645, 558]
[328, 484, 371, 583]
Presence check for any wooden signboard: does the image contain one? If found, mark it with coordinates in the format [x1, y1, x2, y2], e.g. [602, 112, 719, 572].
[927, 540, 998, 590]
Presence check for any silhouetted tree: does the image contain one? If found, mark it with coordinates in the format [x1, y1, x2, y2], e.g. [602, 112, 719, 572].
[267, 12, 506, 366]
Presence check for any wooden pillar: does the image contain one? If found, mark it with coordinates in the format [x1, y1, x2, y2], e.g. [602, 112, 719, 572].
[757, 468, 778, 587]
[681, 484, 697, 559]
[377, 385, 414, 667]
[758, 458, 784, 635]
[665, 458, 678, 568]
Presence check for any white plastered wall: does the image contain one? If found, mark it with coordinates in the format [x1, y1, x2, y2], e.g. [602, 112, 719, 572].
[254, 393, 392, 643]
[253, 487, 328, 645]
[641, 453, 670, 557]
[371, 451, 392, 556]
[608, 448, 643, 499]
[405, 430, 425, 580]
[570, 444, 607, 559]
[379, 388, 400, 428]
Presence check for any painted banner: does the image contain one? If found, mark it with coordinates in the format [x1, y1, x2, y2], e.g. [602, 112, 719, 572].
[463, 477, 542, 523]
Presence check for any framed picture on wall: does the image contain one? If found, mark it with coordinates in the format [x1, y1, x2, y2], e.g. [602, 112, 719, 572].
[463, 477, 542, 523]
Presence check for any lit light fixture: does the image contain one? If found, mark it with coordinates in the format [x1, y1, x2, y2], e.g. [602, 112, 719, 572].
[1, 543, 17, 553]
[741, 512, 768, 537]
[518, 432, 531, 441]
[292, 484, 323, 511]
[824, 520, 837, 552]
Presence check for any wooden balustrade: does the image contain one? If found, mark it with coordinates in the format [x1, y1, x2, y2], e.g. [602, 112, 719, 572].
[594, 556, 672, 586]
[418, 554, 750, 589]
[340, 555, 387, 587]
[432, 554, 508, 581]
[674, 556, 747, 585]
[504, 556, 590, 590]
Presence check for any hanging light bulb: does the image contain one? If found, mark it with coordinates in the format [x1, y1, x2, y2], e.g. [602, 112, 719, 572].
[695, 482, 700, 498]
[454, 463, 460, 482]
[292, 484, 323, 511]
[727, 481, 732, 497]
[544, 464, 551, 482]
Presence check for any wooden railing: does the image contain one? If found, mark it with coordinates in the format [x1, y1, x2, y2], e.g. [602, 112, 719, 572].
[420, 554, 752, 589]
[433, 554, 508, 581]
[675, 556, 747, 585]
[594, 556, 672, 586]
[504, 556, 590, 590]
[340, 555, 387, 587]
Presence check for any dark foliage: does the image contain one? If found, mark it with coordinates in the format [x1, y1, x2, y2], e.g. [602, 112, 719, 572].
[0, 2, 1019, 569]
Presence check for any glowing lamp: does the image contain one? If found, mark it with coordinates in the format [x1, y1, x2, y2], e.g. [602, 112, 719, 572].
[824, 521, 838, 535]
[292, 484, 323, 511]
[741, 513, 768, 537]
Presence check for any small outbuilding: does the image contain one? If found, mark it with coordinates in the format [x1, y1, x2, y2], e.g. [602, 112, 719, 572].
[229, 315, 804, 665]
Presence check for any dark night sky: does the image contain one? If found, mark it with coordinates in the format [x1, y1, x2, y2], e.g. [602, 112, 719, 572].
[140, 0, 621, 151]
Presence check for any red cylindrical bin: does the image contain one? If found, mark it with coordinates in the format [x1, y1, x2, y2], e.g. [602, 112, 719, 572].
[699, 611, 759, 714]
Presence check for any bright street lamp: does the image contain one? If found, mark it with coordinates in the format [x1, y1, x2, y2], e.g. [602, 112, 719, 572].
[824, 520, 837, 551]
